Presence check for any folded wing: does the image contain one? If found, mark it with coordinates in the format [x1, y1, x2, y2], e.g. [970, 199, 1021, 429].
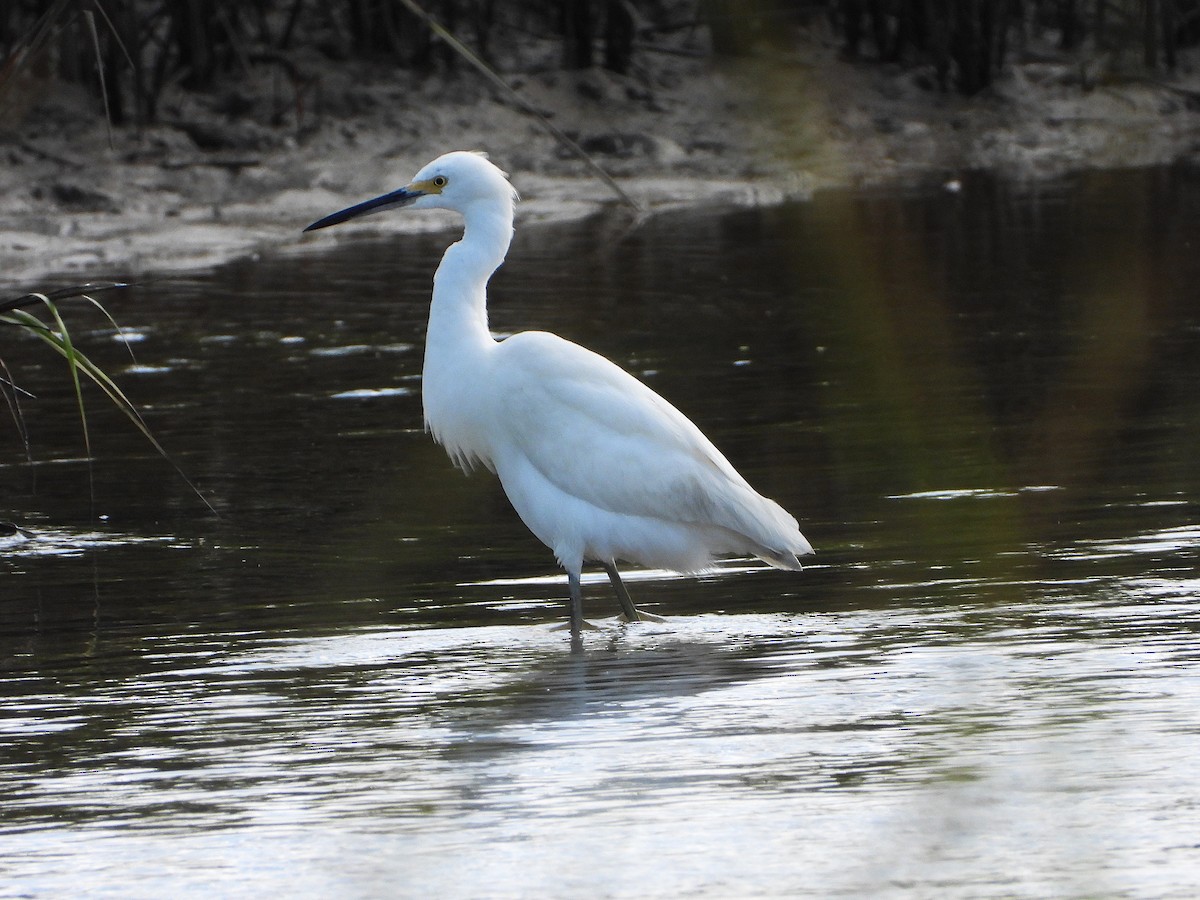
[489, 331, 811, 567]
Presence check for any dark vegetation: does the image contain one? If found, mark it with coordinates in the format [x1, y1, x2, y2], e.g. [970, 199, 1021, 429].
[825, 0, 1200, 93]
[3, 0, 1199, 134]
[709, 0, 1200, 93]
[0, 0, 672, 128]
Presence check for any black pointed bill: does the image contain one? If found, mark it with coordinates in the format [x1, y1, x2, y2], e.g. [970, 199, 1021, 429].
[303, 185, 425, 232]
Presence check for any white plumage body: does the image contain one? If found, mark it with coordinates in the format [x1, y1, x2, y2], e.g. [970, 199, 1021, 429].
[428, 326, 809, 575]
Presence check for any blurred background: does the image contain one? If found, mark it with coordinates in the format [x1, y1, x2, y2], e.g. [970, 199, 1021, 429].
[2, 3, 1200, 899]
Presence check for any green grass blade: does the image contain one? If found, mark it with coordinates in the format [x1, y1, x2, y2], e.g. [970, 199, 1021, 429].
[41, 297, 93, 460]
[0, 282, 128, 314]
[3, 302, 216, 515]
[80, 291, 138, 364]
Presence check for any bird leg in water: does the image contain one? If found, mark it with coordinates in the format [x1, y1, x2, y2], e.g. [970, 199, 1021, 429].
[568, 570, 585, 646]
[603, 562, 641, 622]
[556, 566, 657, 642]
[603, 563, 667, 623]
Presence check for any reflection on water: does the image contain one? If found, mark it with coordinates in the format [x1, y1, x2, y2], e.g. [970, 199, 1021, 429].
[3, 168, 1200, 897]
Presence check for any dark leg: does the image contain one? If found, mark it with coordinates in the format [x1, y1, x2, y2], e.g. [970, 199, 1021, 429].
[568, 570, 584, 650]
[603, 561, 641, 622]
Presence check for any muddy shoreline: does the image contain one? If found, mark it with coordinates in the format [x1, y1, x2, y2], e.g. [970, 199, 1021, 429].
[3, 28, 1199, 287]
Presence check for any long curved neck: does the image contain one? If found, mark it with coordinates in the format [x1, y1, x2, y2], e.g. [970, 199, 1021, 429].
[426, 201, 514, 355]
[422, 198, 515, 463]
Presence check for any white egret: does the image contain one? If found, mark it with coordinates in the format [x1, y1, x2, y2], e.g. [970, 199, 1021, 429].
[305, 151, 813, 644]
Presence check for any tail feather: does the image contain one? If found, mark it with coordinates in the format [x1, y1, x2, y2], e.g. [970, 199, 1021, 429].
[757, 544, 811, 571]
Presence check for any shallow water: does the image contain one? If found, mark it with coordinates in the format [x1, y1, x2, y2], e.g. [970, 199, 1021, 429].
[3, 167, 1200, 897]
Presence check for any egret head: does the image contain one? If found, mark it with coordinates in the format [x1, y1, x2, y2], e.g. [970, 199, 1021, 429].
[303, 151, 517, 232]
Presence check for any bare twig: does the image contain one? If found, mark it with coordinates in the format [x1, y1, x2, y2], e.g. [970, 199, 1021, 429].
[83, 10, 115, 150]
[391, 0, 644, 214]
[0, 357, 34, 470]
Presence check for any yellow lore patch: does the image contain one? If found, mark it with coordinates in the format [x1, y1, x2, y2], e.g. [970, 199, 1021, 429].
[410, 175, 448, 194]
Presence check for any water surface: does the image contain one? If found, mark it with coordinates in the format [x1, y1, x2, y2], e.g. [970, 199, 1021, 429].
[2, 167, 1199, 897]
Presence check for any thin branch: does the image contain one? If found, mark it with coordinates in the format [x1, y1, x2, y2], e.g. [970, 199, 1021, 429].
[391, 0, 644, 214]
[0, 357, 34, 470]
[83, 10, 115, 149]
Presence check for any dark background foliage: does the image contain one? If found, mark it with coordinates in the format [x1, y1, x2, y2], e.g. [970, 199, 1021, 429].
[3, 0, 1199, 129]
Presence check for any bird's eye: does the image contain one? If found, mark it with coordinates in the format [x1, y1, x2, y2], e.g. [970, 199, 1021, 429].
[433, 176, 447, 188]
